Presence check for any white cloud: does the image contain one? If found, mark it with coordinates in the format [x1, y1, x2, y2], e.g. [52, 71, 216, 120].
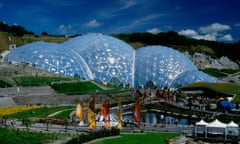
[219, 34, 233, 41]
[85, 19, 102, 28]
[178, 29, 198, 37]
[178, 29, 216, 41]
[57, 24, 73, 35]
[112, 14, 162, 33]
[192, 34, 216, 41]
[120, 0, 138, 10]
[13, 23, 18, 26]
[198, 23, 232, 41]
[147, 28, 161, 34]
[178, 23, 233, 42]
[199, 23, 231, 34]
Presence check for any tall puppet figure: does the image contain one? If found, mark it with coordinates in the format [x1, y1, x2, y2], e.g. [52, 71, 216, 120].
[133, 92, 141, 129]
[117, 100, 122, 129]
[76, 98, 84, 126]
[87, 95, 96, 129]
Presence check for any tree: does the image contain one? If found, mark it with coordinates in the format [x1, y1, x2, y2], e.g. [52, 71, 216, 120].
[10, 25, 27, 36]
[0, 22, 11, 32]
[42, 31, 48, 36]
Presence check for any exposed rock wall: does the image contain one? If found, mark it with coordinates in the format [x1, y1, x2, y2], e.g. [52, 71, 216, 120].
[189, 53, 239, 70]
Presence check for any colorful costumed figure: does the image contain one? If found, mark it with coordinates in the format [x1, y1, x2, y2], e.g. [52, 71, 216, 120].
[117, 100, 122, 129]
[87, 95, 96, 129]
[76, 99, 84, 126]
[104, 99, 110, 128]
[133, 92, 141, 129]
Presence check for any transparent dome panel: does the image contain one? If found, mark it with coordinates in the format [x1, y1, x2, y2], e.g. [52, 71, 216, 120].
[64, 33, 134, 85]
[171, 70, 216, 87]
[134, 46, 198, 88]
[5, 41, 92, 79]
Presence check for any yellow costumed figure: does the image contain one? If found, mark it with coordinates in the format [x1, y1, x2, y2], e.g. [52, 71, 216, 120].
[87, 95, 96, 129]
[76, 100, 84, 126]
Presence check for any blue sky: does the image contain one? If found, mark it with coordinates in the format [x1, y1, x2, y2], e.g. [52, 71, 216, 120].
[0, 0, 240, 42]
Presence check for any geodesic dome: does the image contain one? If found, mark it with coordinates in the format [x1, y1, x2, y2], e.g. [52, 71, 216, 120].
[63, 33, 134, 85]
[5, 41, 93, 79]
[5, 34, 216, 88]
[134, 45, 203, 88]
[171, 70, 216, 87]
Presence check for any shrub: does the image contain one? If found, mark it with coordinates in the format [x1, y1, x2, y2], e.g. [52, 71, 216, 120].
[66, 127, 120, 144]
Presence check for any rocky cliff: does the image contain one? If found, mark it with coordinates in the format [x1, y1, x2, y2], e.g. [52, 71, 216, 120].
[188, 52, 239, 70]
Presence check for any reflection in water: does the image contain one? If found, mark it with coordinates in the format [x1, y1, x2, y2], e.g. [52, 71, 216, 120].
[122, 112, 188, 126]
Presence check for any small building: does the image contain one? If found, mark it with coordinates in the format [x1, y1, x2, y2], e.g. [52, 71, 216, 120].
[9, 44, 16, 50]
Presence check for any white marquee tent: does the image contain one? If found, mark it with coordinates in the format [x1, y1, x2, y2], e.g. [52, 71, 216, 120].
[195, 119, 208, 138]
[226, 121, 239, 140]
[195, 119, 239, 141]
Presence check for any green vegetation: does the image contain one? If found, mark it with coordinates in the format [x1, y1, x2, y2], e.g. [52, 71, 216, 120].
[200, 68, 240, 78]
[183, 82, 240, 103]
[114, 32, 240, 65]
[66, 127, 120, 144]
[0, 32, 68, 53]
[220, 69, 240, 74]
[52, 109, 74, 119]
[0, 22, 68, 53]
[1, 21, 240, 65]
[0, 127, 64, 144]
[0, 79, 12, 88]
[13, 76, 73, 86]
[51, 81, 102, 95]
[10, 76, 130, 95]
[8, 106, 74, 119]
[200, 68, 228, 78]
[93, 132, 178, 144]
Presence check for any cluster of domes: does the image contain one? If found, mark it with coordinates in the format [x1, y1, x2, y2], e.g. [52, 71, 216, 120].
[5, 33, 215, 88]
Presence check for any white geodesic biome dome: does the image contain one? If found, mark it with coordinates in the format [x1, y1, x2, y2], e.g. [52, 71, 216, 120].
[63, 33, 134, 85]
[5, 34, 215, 88]
[170, 70, 216, 87]
[134, 45, 215, 88]
[5, 41, 93, 79]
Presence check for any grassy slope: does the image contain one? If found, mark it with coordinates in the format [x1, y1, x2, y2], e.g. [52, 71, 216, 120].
[0, 127, 54, 144]
[183, 82, 240, 103]
[0, 126, 70, 144]
[13, 76, 73, 86]
[93, 132, 178, 144]
[51, 81, 103, 94]
[0, 32, 68, 53]
[0, 32, 9, 53]
[8, 106, 74, 119]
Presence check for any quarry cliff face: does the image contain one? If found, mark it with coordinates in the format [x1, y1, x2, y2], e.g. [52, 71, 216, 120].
[188, 52, 239, 70]
[186, 52, 240, 84]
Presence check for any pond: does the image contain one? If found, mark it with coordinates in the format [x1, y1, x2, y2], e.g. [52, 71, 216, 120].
[122, 111, 189, 126]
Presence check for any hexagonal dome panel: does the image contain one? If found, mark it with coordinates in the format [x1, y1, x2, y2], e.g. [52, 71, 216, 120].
[4, 34, 216, 88]
[170, 70, 216, 87]
[5, 41, 93, 79]
[134, 45, 199, 88]
[63, 33, 134, 85]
